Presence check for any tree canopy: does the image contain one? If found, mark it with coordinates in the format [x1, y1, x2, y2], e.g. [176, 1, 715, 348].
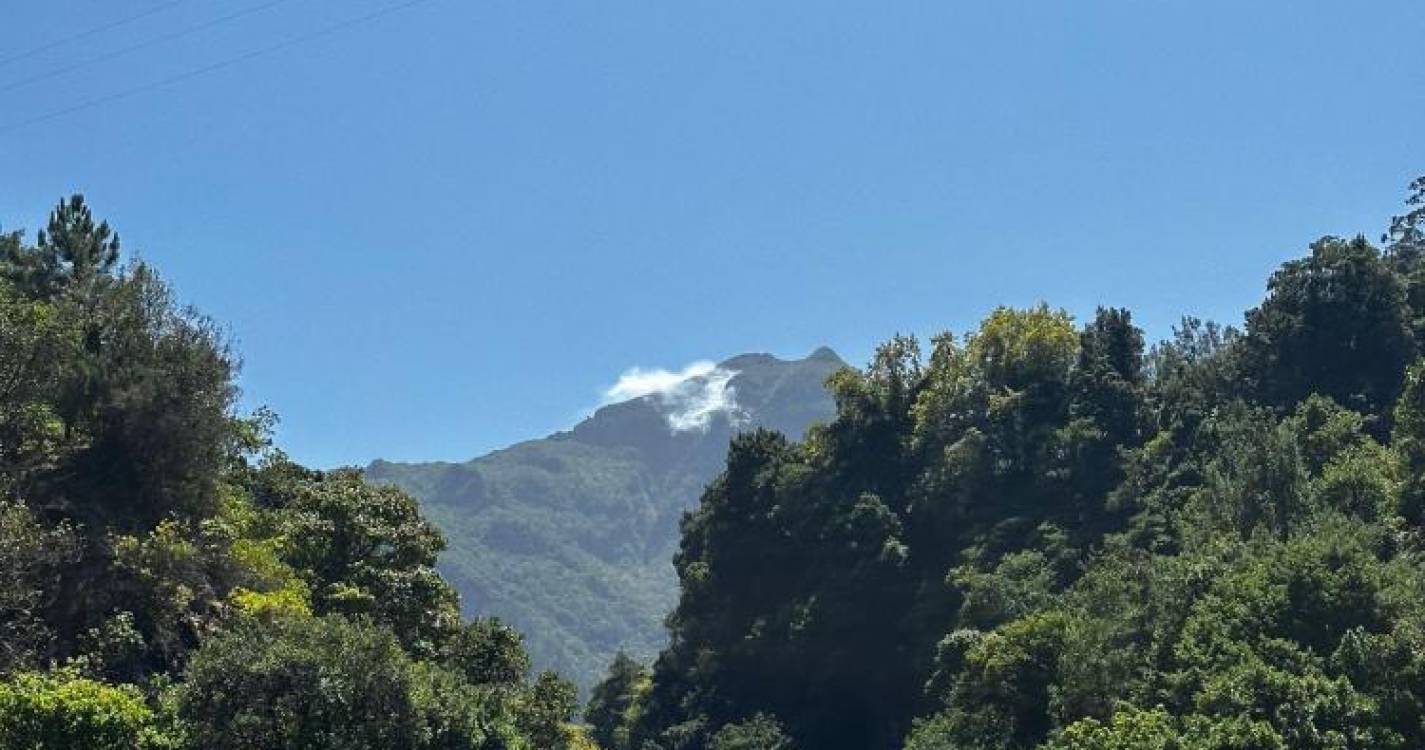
[9, 175, 1425, 750]
[615, 174, 1425, 750]
[0, 195, 584, 749]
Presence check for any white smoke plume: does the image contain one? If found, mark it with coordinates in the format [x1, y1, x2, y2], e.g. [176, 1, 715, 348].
[602, 360, 746, 432]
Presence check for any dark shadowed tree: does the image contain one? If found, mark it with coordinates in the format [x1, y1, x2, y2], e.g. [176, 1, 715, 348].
[441, 617, 531, 687]
[1385, 176, 1425, 348]
[1240, 236, 1414, 423]
[586, 652, 650, 750]
[709, 714, 796, 750]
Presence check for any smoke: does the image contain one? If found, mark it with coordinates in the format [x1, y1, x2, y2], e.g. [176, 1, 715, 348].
[602, 360, 746, 432]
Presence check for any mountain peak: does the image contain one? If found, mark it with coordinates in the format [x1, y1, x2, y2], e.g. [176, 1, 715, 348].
[717, 347, 844, 371]
[718, 352, 779, 369]
[365, 346, 843, 690]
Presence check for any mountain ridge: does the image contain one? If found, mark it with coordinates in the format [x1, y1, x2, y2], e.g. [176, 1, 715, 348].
[366, 347, 847, 689]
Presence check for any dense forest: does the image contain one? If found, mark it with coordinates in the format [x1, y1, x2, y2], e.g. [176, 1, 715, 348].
[584, 176, 1425, 750]
[0, 196, 593, 748]
[6, 174, 1425, 750]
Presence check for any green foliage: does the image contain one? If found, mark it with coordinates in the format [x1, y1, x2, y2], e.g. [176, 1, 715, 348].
[1241, 235, 1415, 419]
[177, 614, 571, 750]
[1393, 360, 1425, 522]
[0, 283, 75, 497]
[936, 611, 1071, 749]
[515, 671, 581, 750]
[177, 615, 424, 750]
[0, 196, 579, 749]
[1042, 707, 1282, 750]
[635, 304, 1138, 750]
[708, 714, 796, 750]
[1, 194, 120, 300]
[276, 467, 461, 657]
[407, 661, 524, 750]
[0, 670, 174, 750]
[12, 181, 1425, 750]
[634, 175, 1425, 750]
[105, 519, 242, 679]
[56, 262, 238, 530]
[0, 501, 78, 674]
[443, 617, 532, 686]
[970, 305, 1079, 393]
[950, 550, 1056, 630]
[1180, 403, 1309, 543]
[586, 652, 651, 750]
[0, 201, 249, 676]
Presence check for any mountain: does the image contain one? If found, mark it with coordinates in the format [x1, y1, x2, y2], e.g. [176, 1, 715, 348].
[366, 347, 846, 690]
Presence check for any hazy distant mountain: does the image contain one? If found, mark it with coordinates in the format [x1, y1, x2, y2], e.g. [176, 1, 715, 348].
[366, 347, 845, 690]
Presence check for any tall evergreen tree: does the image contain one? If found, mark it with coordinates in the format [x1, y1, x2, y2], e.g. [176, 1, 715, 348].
[1, 195, 120, 300]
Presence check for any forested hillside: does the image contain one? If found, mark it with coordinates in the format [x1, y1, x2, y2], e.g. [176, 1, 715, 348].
[368, 350, 843, 690]
[0, 196, 592, 748]
[584, 176, 1425, 750]
[8, 175, 1425, 750]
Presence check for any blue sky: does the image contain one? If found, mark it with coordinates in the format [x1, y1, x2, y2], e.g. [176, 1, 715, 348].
[1, 1, 1421, 468]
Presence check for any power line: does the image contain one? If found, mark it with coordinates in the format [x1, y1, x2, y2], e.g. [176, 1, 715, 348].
[0, 0, 434, 134]
[1, 0, 295, 95]
[0, 0, 189, 68]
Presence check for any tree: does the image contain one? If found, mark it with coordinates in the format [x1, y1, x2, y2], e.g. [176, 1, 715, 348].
[279, 469, 461, 656]
[1054, 308, 1147, 529]
[0, 198, 240, 531]
[0, 196, 585, 750]
[0, 670, 173, 750]
[586, 652, 650, 750]
[1385, 176, 1425, 347]
[933, 611, 1070, 750]
[0, 279, 77, 497]
[406, 661, 527, 750]
[0, 502, 78, 672]
[1042, 708, 1283, 750]
[709, 714, 796, 750]
[442, 617, 532, 687]
[177, 616, 423, 750]
[1181, 404, 1308, 543]
[515, 671, 579, 750]
[1386, 175, 1425, 251]
[638, 307, 1095, 750]
[1070, 308, 1144, 443]
[1241, 236, 1415, 422]
[10, 261, 241, 533]
[1394, 359, 1425, 522]
[1, 195, 120, 300]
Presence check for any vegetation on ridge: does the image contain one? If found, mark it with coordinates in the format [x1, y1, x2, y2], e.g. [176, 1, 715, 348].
[7, 173, 1425, 750]
[586, 174, 1425, 750]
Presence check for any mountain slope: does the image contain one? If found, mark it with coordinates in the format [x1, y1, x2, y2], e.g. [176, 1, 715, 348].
[366, 348, 845, 689]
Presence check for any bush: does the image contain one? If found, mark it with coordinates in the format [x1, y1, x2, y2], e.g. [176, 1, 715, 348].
[0, 670, 174, 749]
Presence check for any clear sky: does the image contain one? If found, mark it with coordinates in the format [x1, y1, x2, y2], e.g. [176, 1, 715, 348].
[2, 1, 1421, 468]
